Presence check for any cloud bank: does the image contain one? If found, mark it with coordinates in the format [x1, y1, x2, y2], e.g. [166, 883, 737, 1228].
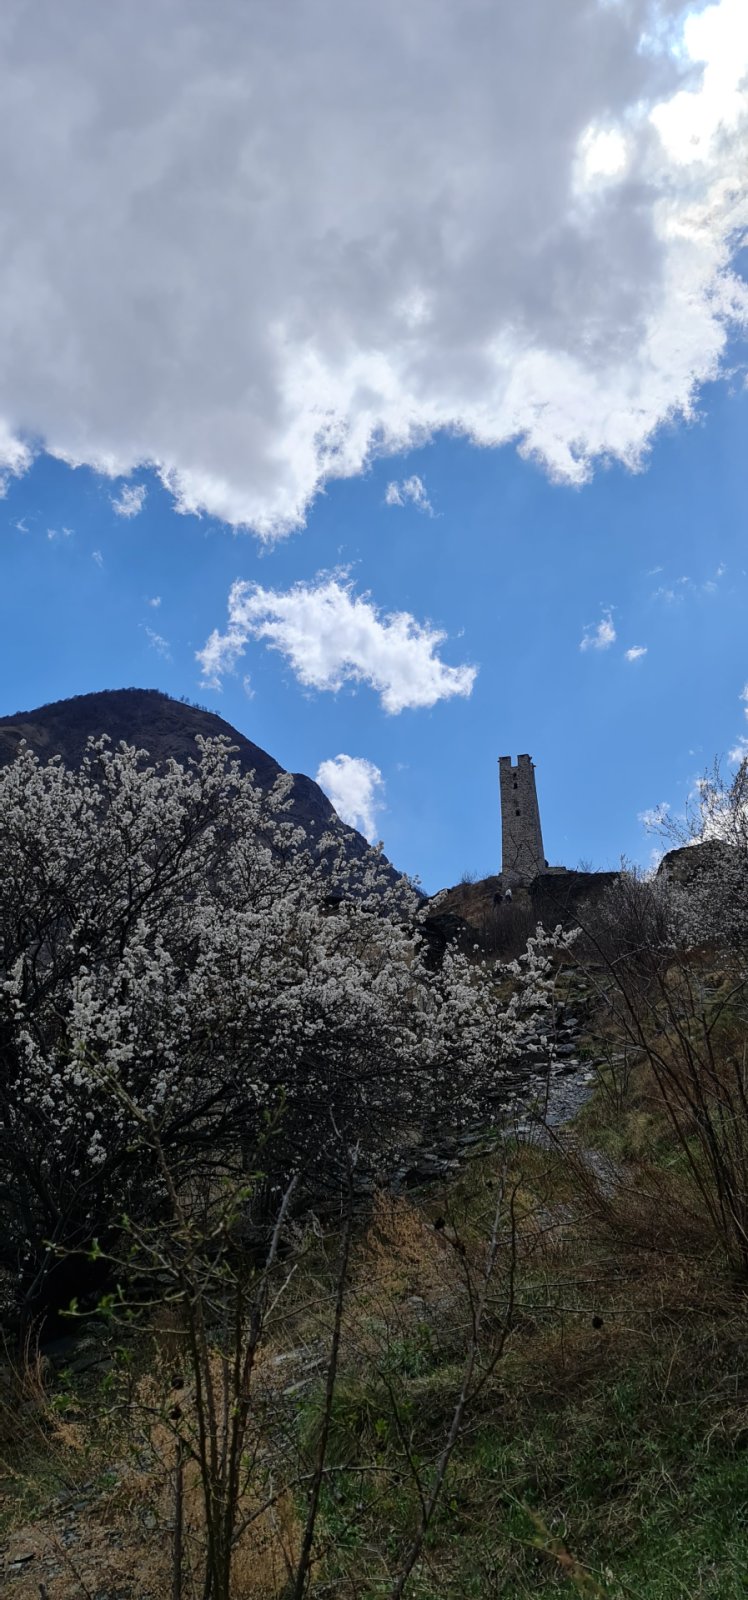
[316, 754, 385, 842]
[0, 0, 746, 535]
[197, 577, 476, 712]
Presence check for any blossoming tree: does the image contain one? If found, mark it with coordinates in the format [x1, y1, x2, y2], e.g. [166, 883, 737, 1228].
[0, 735, 560, 1320]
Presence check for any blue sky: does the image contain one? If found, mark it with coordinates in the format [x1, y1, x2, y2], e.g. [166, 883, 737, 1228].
[0, 0, 746, 891]
[3, 365, 746, 891]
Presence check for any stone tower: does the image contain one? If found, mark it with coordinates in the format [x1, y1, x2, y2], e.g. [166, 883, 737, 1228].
[499, 754, 545, 885]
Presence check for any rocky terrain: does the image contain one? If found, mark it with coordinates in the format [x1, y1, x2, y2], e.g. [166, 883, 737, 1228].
[438, 867, 621, 946]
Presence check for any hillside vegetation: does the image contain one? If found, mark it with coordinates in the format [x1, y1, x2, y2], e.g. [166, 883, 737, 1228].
[2, 746, 747, 1599]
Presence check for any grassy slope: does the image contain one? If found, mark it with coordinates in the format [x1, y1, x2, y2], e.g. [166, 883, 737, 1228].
[301, 1110, 748, 1599]
[2, 1012, 748, 1597]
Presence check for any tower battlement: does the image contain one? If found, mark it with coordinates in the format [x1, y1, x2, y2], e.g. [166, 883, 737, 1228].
[499, 753, 545, 885]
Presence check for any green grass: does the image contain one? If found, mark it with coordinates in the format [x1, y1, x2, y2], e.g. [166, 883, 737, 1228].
[305, 1320, 748, 1598]
[4, 982, 748, 1599]
[292, 1062, 748, 1600]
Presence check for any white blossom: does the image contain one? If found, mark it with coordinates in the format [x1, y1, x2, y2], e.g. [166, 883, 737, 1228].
[0, 735, 565, 1315]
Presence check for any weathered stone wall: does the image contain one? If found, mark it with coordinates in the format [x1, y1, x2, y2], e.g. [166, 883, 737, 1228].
[499, 754, 545, 884]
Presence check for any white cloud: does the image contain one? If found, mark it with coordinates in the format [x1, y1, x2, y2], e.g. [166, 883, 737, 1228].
[146, 594, 161, 608]
[316, 753, 385, 842]
[14, 517, 28, 533]
[0, 1, 745, 536]
[197, 575, 477, 712]
[703, 564, 726, 593]
[654, 565, 727, 601]
[92, 549, 104, 567]
[653, 575, 689, 601]
[625, 645, 648, 661]
[647, 843, 666, 873]
[580, 610, 616, 652]
[650, 0, 748, 165]
[0, 426, 31, 499]
[725, 682, 748, 764]
[384, 475, 434, 515]
[576, 125, 630, 187]
[111, 483, 147, 519]
[144, 625, 171, 661]
[638, 803, 669, 829]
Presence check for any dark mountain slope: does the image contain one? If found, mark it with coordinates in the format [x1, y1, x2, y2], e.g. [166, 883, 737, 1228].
[0, 687, 388, 874]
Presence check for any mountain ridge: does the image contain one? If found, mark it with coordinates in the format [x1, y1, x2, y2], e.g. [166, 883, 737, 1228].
[0, 687, 389, 875]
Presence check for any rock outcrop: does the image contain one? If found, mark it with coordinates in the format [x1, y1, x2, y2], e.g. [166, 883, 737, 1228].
[436, 866, 619, 952]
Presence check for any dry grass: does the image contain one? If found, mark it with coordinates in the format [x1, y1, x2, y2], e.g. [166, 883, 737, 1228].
[351, 1191, 462, 1311]
[4, 1043, 748, 1599]
[2, 1334, 304, 1600]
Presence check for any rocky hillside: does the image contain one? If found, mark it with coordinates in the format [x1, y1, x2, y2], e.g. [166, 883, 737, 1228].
[439, 866, 620, 949]
[0, 687, 393, 879]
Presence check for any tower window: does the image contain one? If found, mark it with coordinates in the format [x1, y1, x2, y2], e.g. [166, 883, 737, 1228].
[515, 808, 520, 816]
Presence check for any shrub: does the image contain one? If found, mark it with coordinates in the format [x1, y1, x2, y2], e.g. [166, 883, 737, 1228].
[0, 736, 559, 1323]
